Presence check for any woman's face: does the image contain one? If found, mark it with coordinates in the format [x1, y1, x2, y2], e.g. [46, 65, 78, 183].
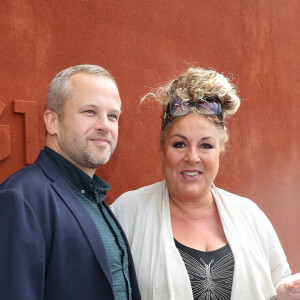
[162, 113, 221, 202]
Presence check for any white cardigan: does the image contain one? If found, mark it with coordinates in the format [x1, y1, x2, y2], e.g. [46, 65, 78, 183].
[111, 181, 291, 300]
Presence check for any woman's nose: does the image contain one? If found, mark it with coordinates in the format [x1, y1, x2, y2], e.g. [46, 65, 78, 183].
[185, 147, 200, 165]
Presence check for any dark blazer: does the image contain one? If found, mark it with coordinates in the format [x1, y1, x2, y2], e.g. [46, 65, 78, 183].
[0, 150, 141, 300]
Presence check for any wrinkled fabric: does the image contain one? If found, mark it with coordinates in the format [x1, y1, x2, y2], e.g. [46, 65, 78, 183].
[111, 181, 291, 300]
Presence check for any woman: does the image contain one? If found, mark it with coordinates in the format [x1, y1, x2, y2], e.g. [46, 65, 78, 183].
[111, 67, 299, 299]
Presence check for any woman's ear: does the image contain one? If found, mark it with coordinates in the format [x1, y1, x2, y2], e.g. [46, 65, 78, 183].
[44, 110, 59, 135]
[161, 149, 164, 163]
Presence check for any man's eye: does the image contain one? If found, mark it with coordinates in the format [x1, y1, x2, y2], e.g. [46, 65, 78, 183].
[173, 142, 186, 148]
[85, 110, 95, 115]
[109, 114, 118, 121]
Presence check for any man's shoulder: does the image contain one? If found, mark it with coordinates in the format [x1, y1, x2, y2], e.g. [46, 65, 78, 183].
[0, 150, 64, 210]
[2, 162, 45, 188]
[1, 164, 43, 187]
[1, 150, 58, 188]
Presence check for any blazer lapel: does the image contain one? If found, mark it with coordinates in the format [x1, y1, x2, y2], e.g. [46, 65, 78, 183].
[35, 150, 114, 288]
[51, 174, 114, 288]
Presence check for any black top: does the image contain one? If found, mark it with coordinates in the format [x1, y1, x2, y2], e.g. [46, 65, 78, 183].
[175, 239, 234, 300]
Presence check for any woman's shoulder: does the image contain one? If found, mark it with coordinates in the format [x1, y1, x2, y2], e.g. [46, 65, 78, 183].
[213, 185, 273, 228]
[215, 186, 258, 207]
[213, 185, 268, 219]
[111, 181, 165, 211]
[110, 181, 166, 235]
[121, 181, 164, 197]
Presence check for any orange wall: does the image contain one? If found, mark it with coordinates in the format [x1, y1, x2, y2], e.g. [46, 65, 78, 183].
[1, 0, 299, 272]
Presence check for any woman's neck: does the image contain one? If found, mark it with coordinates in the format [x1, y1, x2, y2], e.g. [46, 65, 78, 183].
[169, 191, 227, 251]
[169, 191, 216, 221]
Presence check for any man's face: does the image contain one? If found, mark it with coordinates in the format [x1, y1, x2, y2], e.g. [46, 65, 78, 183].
[54, 73, 121, 175]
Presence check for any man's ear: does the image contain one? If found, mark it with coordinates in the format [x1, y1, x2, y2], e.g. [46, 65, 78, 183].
[44, 110, 59, 135]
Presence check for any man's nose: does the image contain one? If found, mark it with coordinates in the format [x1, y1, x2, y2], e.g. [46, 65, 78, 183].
[95, 115, 111, 133]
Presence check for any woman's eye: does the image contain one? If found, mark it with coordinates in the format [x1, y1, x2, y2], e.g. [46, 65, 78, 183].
[173, 142, 186, 148]
[201, 143, 213, 149]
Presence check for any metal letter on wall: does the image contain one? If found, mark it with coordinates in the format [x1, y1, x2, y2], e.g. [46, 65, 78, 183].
[0, 101, 11, 161]
[14, 100, 39, 164]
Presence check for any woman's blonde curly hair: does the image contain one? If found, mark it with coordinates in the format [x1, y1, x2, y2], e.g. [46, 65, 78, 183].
[146, 67, 241, 151]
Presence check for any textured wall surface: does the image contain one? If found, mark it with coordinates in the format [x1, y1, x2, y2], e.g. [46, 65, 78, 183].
[1, 0, 299, 272]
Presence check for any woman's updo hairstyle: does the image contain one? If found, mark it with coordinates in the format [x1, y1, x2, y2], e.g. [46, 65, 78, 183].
[145, 67, 241, 151]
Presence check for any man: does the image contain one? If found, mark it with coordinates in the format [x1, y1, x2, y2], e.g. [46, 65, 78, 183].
[0, 65, 141, 300]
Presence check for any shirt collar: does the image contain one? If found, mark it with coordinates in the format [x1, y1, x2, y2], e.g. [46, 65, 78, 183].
[44, 146, 110, 196]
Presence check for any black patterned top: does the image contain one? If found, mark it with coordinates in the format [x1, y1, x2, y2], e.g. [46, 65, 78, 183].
[175, 239, 234, 300]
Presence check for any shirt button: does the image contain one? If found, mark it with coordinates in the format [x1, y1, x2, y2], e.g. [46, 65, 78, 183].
[81, 190, 85, 194]
[89, 183, 93, 187]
